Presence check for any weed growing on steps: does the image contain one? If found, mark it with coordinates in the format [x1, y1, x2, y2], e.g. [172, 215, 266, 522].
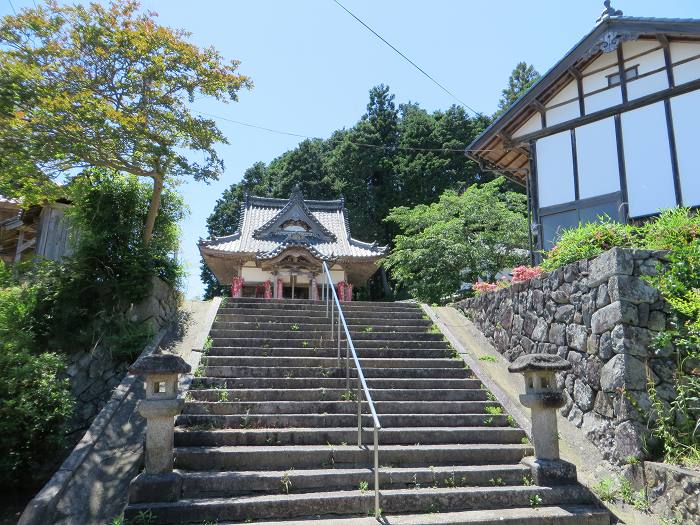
[240, 409, 252, 429]
[521, 436, 531, 445]
[425, 502, 440, 513]
[593, 476, 652, 511]
[302, 340, 309, 348]
[280, 469, 293, 494]
[444, 470, 457, 488]
[340, 390, 358, 402]
[427, 324, 441, 334]
[484, 406, 503, 415]
[529, 494, 543, 507]
[478, 355, 497, 363]
[203, 336, 213, 353]
[483, 416, 494, 426]
[358, 480, 368, 493]
[363, 326, 373, 333]
[489, 477, 505, 486]
[110, 517, 124, 525]
[592, 477, 617, 502]
[290, 323, 300, 331]
[506, 415, 517, 427]
[218, 390, 229, 402]
[522, 475, 533, 486]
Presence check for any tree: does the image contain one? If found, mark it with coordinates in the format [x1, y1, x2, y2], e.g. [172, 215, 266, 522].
[495, 62, 540, 117]
[200, 85, 492, 299]
[0, 0, 251, 241]
[382, 177, 528, 303]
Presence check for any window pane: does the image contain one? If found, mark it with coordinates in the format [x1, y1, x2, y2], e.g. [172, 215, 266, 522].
[536, 131, 575, 208]
[579, 200, 621, 223]
[541, 210, 579, 250]
[575, 117, 620, 199]
[621, 102, 676, 217]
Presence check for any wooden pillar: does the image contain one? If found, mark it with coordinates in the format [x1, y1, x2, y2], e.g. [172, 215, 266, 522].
[310, 273, 318, 301]
[272, 271, 279, 299]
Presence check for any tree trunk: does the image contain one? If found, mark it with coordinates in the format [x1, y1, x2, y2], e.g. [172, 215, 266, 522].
[143, 174, 163, 243]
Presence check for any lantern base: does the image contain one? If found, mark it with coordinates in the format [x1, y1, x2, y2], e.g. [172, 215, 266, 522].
[522, 456, 577, 486]
[129, 471, 182, 503]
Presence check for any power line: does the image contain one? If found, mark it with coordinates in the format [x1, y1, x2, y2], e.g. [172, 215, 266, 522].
[7, 0, 16, 14]
[331, 0, 481, 116]
[194, 108, 511, 155]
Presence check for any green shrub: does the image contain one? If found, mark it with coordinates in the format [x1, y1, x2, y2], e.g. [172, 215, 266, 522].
[638, 207, 700, 251]
[540, 217, 635, 271]
[0, 349, 73, 485]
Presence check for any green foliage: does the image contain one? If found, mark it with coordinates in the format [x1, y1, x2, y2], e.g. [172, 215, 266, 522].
[495, 62, 540, 117]
[0, 0, 250, 240]
[0, 286, 74, 485]
[540, 217, 635, 271]
[647, 239, 700, 467]
[383, 177, 528, 303]
[201, 85, 492, 299]
[26, 171, 184, 359]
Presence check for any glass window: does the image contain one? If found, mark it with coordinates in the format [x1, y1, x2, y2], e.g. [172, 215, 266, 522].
[579, 200, 621, 223]
[541, 210, 578, 250]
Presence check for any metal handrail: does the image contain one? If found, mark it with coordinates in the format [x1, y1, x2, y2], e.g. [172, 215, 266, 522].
[321, 261, 381, 518]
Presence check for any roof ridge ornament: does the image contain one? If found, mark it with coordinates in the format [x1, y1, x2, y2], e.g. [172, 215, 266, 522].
[596, 1, 623, 24]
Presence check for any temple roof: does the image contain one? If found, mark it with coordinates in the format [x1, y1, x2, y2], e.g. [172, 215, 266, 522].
[198, 187, 388, 262]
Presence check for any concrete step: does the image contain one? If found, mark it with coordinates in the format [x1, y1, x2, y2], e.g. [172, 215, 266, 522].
[209, 337, 450, 349]
[187, 388, 491, 402]
[174, 444, 533, 471]
[201, 356, 464, 369]
[209, 329, 445, 341]
[174, 427, 526, 447]
[176, 413, 511, 430]
[182, 400, 502, 415]
[216, 312, 429, 323]
[212, 319, 434, 330]
[227, 506, 611, 525]
[177, 464, 532, 498]
[200, 365, 470, 380]
[217, 308, 426, 320]
[126, 485, 595, 523]
[190, 376, 483, 390]
[222, 298, 420, 311]
[206, 346, 454, 359]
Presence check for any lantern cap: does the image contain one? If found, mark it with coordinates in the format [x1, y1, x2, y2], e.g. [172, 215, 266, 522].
[508, 353, 571, 374]
[129, 353, 191, 376]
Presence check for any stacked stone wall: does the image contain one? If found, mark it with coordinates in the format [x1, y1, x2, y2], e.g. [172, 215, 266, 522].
[457, 247, 675, 464]
[66, 277, 177, 434]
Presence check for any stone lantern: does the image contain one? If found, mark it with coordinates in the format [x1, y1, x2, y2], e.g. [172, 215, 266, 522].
[128, 353, 191, 503]
[508, 353, 577, 485]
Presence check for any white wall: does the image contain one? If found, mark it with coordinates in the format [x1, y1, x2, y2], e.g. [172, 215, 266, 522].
[621, 102, 676, 217]
[670, 41, 700, 85]
[512, 112, 542, 139]
[575, 117, 620, 199]
[671, 90, 700, 207]
[545, 80, 580, 126]
[536, 130, 575, 208]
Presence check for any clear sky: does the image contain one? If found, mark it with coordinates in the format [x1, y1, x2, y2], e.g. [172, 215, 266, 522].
[3, 0, 700, 298]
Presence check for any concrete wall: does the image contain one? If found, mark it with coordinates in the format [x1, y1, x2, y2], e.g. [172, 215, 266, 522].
[457, 247, 675, 464]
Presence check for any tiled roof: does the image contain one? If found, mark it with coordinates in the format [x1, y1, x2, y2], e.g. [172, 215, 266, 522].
[199, 194, 387, 260]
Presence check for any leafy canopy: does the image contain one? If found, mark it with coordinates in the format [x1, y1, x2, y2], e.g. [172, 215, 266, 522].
[495, 62, 540, 117]
[201, 85, 493, 298]
[0, 0, 251, 239]
[382, 177, 528, 303]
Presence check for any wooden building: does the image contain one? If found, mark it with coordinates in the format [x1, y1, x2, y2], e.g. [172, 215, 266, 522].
[199, 186, 387, 299]
[467, 4, 700, 251]
[0, 197, 73, 264]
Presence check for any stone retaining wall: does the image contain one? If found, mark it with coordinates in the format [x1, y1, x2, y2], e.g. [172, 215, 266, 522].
[457, 248, 675, 464]
[66, 277, 177, 434]
[645, 461, 700, 524]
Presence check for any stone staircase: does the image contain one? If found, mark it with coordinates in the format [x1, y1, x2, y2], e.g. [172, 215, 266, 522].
[126, 298, 609, 524]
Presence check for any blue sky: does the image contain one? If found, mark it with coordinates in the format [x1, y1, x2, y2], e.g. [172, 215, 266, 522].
[4, 0, 700, 298]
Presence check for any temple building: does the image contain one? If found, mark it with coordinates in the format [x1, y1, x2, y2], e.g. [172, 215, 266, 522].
[198, 187, 387, 300]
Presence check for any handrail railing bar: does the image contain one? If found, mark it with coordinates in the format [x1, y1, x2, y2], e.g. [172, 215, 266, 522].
[321, 263, 381, 429]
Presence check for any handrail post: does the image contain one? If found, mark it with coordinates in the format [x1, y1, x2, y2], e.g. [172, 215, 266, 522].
[357, 376, 362, 446]
[337, 307, 341, 359]
[374, 426, 380, 518]
[330, 300, 334, 341]
[345, 339, 350, 391]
